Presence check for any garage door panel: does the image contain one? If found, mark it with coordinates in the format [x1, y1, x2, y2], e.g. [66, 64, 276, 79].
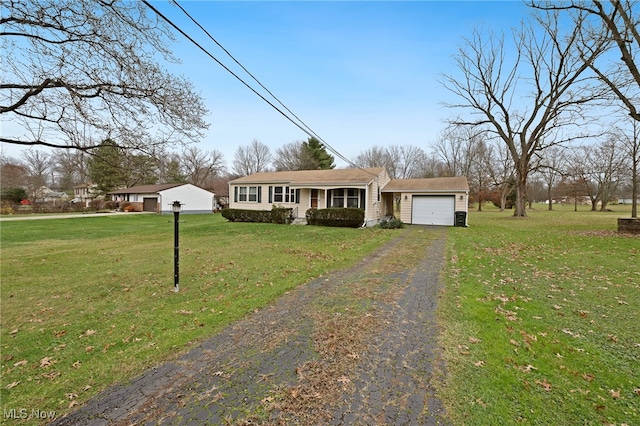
[412, 195, 455, 226]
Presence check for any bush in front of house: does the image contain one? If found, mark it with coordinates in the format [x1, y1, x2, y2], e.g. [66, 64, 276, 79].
[305, 208, 364, 228]
[221, 207, 293, 224]
[378, 217, 405, 229]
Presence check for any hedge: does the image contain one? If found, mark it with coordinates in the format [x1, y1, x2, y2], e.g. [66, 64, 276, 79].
[305, 208, 365, 228]
[221, 207, 293, 224]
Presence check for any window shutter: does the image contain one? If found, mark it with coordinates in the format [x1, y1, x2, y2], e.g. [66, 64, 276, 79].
[295, 189, 301, 204]
[234, 186, 238, 203]
[268, 186, 273, 204]
[258, 186, 262, 203]
[360, 189, 366, 208]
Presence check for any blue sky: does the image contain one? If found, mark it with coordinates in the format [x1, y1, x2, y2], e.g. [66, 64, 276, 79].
[0, 1, 535, 169]
[150, 0, 532, 168]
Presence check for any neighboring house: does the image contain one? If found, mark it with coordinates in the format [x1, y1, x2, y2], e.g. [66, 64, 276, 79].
[73, 183, 98, 207]
[109, 183, 216, 214]
[228, 168, 470, 226]
[34, 186, 70, 203]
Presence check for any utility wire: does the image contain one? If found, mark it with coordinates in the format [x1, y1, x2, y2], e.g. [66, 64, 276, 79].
[141, 0, 373, 174]
[169, 0, 364, 171]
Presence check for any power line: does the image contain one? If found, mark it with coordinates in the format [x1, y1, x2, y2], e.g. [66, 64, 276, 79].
[169, 0, 362, 171]
[141, 0, 372, 173]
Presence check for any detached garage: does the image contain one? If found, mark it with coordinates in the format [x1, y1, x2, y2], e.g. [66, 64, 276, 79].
[382, 177, 469, 226]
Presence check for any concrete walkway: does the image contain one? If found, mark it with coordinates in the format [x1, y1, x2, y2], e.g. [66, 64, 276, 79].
[49, 226, 449, 425]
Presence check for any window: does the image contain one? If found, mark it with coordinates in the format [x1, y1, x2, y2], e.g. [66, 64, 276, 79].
[273, 186, 283, 203]
[331, 189, 344, 207]
[347, 189, 359, 208]
[235, 186, 261, 203]
[270, 186, 298, 204]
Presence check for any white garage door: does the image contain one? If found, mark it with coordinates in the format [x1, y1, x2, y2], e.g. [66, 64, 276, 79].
[412, 195, 455, 226]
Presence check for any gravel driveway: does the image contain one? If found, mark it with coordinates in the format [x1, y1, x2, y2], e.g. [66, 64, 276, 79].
[50, 226, 449, 425]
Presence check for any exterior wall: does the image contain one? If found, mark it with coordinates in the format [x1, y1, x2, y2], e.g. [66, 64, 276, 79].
[365, 169, 391, 226]
[159, 185, 215, 214]
[398, 192, 468, 225]
[228, 169, 393, 226]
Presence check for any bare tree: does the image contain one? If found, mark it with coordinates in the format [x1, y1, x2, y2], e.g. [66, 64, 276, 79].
[353, 145, 428, 179]
[232, 139, 272, 176]
[572, 138, 628, 211]
[273, 141, 316, 171]
[614, 117, 640, 217]
[0, 0, 209, 152]
[532, 1, 640, 121]
[0, 155, 28, 190]
[432, 125, 480, 178]
[441, 11, 608, 216]
[181, 146, 226, 188]
[485, 141, 516, 211]
[21, 149, 51, 199]
[536, 146, 569, 210]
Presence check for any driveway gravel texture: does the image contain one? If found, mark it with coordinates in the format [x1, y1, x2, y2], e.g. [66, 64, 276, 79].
[50, 226, 449, 426]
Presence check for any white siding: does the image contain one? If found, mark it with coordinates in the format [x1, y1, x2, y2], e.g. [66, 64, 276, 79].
[159, 184, 215, 214]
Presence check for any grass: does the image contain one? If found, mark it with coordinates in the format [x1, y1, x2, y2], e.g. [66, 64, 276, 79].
[438, 203, 640, 425]
[0, 213, 397, 422]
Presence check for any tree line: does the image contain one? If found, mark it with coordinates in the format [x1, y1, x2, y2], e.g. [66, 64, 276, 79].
[1, 0, 638, 216]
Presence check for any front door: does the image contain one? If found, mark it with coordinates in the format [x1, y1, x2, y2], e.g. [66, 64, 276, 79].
[311, 189, 318, 208]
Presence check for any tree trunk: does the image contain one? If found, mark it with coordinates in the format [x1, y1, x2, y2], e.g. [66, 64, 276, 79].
[513, 164, 528, 217]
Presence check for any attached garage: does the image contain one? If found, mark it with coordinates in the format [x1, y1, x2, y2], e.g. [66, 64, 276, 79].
[411, 195, 455, 226]
[382, 177, 470, 226]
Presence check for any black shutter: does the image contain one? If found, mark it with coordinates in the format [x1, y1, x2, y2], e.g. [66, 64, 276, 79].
[295, 189, 301, 204]
[258, 186, 262, 203]
[234, 186, 238, 203]
[268, 186, 273, 204]
[360, 189, 366, 208]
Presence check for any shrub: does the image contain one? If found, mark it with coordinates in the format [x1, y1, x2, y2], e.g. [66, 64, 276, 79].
[379, 217, 404, 229]
[0, 187, 28, 204]
[306, 208, 364, 228]
[221, 207, 293, 224]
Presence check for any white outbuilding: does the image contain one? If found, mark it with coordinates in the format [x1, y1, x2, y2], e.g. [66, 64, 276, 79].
[109, 183, 216, 214]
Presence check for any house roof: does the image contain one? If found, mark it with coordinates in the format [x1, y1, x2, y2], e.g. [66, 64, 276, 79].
[382, 176, 469, 192]
[108, 183, 185, 195]
[229, 167, 385, 186]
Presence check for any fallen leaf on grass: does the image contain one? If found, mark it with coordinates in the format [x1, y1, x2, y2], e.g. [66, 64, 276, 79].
[40, 357, 55, 368]
[5, 381, 20, 389]
[536, 379, 552, 391]
[609, 389, 621, 399]
[13, 360, 27, 367]
[474, 360, 485, 367]
[72, 361, 82, 369]
[469, 337, 481, 344]
[634, 388, 640, 396]
[9, 329, 18, 335]
[582, 373, 595, 382]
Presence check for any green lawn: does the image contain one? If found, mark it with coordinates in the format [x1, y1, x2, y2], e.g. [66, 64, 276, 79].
[2, 206, 638, 425]
[439, 204, 639, 425]
[0, 214, 397, 421]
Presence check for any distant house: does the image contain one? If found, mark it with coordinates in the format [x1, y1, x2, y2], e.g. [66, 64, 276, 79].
[73, 183, 98, 207]
[228, 167, 470, 226]
[109, 183, 216, 214]
[34, 186, 70, 203]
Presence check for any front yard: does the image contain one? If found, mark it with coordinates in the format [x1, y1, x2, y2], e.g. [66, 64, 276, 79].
[439, 204, 639, 425]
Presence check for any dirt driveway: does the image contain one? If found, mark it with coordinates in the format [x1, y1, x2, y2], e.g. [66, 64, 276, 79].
[50, 226, 449, 425]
